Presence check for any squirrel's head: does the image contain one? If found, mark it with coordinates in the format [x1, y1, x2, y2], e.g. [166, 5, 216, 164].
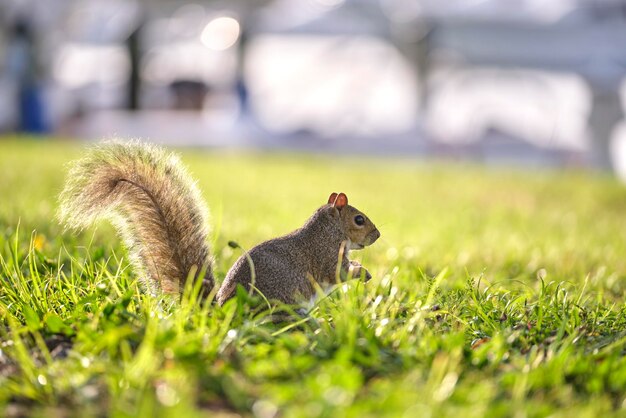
[327, 192, 380, 250]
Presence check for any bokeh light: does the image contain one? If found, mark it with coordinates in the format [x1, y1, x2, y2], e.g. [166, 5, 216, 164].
[200, 16, 240, 51]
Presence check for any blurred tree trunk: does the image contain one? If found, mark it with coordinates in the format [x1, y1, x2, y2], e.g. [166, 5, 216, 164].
[127, 23, 143, 111]
[588, 86, 623, 171]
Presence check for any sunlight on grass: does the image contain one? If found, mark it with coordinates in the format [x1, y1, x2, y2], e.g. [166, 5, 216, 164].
[1, 137, 626, 417]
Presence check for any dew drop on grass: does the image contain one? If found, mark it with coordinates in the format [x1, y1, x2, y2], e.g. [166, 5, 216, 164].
[433, 372, 458, 402]
[82, 385, 99, 400]
[402, 246, 417, 259]
[375, 318, 390, 337]
[37, 375, 47, 386]
[252, 399, 278, 418]
[324, 387, 350, 406]
[386, 248, 399, 261]
[156, 382, 179, 407]
[381, 276, 391, 287]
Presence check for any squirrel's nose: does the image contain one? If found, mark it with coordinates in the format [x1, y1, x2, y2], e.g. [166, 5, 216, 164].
[368, 229, 381, 244]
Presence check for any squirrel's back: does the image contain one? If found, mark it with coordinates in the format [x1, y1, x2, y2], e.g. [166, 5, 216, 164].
[58, 141, 214, 295]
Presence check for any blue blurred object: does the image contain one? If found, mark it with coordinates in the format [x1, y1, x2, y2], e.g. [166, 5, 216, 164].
[19, 84, 47, 134]
[6, 18, 49, 134]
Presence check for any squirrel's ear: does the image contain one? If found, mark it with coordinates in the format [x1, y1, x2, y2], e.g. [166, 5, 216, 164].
[327, 192, 338, 205]
[334, 193, 348, 209]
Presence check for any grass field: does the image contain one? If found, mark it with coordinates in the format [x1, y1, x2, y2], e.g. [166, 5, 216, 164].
[1, 137, 626, 417]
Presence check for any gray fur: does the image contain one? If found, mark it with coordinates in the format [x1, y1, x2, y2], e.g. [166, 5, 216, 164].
[217, 204, 380, 305]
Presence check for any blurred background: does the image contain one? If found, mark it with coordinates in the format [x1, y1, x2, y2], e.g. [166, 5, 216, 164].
[2, 0, 626, 179]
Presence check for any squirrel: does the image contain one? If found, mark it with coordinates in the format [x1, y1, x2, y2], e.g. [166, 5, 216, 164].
[58, 141, 381, 306]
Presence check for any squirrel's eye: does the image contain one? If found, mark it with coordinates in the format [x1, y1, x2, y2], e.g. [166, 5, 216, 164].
[354, 215, 365, 226]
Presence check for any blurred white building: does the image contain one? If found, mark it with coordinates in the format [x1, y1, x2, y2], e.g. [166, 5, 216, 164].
[1, 0, 626, 175]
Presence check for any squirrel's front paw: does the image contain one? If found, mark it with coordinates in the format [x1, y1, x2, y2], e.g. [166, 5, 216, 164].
[349, 261, 372, 281]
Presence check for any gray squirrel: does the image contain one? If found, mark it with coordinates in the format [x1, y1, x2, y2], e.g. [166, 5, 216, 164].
[58, 142, 380, 306]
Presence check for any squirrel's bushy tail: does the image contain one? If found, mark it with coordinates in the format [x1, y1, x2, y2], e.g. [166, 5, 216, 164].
[59, 141, 214, 295]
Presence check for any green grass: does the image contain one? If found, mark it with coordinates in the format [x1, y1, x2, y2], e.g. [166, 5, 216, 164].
[1, 137, 626, 417]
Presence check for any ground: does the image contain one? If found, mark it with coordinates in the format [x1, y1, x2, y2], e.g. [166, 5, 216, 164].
[1, 137, 626, 417]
